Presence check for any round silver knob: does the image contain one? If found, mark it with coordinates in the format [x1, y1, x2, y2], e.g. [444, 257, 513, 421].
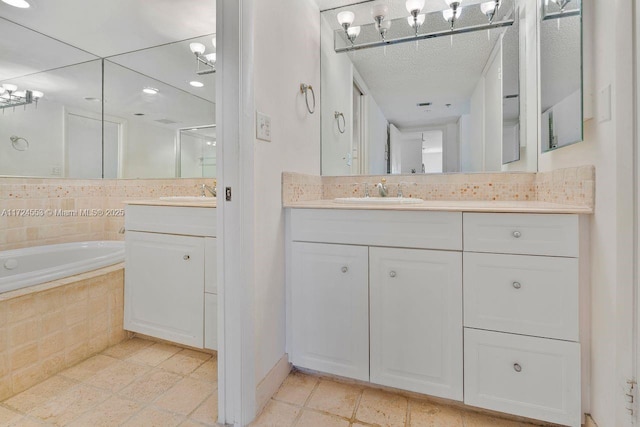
[389, 271, 397, 278]
[183, 255, 190, 260]
[512, 231, 522, 238]
[341, 266, 348, 273]
[513, 363, 522, 372]
[512, 281, 522, 289]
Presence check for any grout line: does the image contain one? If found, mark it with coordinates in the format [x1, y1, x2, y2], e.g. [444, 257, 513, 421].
[405, 398, 411, 427]
[350, 388, 364, 425]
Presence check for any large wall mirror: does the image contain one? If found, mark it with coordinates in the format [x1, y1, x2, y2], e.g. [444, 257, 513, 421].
[0, 0, 216, 179]
[540, 0, 582, 152]
[321, 0, 523, 176]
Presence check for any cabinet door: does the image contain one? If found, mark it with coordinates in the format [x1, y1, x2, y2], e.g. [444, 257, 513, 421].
[124, 231, 205, 348]
[204, 293, 217, 350]
[370, 247, 463, 400]
[291, 242, 369, 381]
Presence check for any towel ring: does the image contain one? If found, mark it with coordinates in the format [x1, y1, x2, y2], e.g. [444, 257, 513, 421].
[10, 136, 29, 151]
[334, 111, 346, 134]
[300, 83, 316, 114]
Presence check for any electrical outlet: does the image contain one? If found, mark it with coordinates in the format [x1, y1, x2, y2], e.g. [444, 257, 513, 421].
[256, 111, 271, 142]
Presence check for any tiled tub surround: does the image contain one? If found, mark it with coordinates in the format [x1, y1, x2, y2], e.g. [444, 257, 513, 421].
[282, 165, 595, 209]
[0, 265, 126, 401]
[0, 178, 216, 251]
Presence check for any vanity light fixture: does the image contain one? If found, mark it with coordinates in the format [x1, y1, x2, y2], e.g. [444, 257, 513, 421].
[190, 81, 204, 88]
[142, 87, 159, 95]
[337, 11, 360, 44]
[406, 0, 426, 35]
[371, 3, 391, 41]
[1, 0, 30, 8]
[189, 41, 216, 75]
[0, 83, 43, 111]
[480, 0, 501, 23]
[443, 0, 462, 29]
[551, 0, 571, 12]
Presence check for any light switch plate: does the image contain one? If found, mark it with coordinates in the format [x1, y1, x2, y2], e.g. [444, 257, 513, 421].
[256, 111, 271, 142]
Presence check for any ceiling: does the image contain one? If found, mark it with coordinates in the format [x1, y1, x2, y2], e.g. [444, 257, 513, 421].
[0, 0, 216, 130]
[321, 0, 518, 129]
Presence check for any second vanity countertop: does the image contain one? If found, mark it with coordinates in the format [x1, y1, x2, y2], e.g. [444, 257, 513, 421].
[125, 198, 217, 208]
[284, 199, 593, 214]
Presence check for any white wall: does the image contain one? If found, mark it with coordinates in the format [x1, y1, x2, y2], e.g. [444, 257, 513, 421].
[122, 120, 176, 178]
[443, 122, 459, 173]
[365, 90, 388, 175]
[252, 0, 321, 384]
[537, 0, 634, 425]
[467, 79, 486, 172]
[484, 40, 503, 172]
[0, 101, 64, 177]
[400, 136, 423, 174]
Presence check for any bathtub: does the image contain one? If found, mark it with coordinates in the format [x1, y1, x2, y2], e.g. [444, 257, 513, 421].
[0, 241, 125, 294]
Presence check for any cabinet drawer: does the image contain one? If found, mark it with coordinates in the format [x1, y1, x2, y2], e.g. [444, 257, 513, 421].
[464, 329, 581, 427]
[125, 205, 216, 237]
[464, 253, 579, 341]
[290, 209, 462, 250]
[463, 213, 578, 257]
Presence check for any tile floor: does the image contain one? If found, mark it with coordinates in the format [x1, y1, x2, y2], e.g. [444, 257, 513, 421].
[0, 337, 218, 426]
[251, 371, 554, 427]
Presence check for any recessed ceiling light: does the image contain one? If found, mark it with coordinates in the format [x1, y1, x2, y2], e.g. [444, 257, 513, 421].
[143, 87, 159, 95]
[417, 102, 432, 107]
[2, 0, 30, 8]
[190, 81, 204, 88]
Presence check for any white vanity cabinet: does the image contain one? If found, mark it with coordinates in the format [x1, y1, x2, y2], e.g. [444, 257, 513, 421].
[124, 204, 217, 350]
[287, 209, 464, 401]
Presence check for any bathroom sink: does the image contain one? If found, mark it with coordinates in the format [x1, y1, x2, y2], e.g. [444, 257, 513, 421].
[158, 196, 216, 202]
[334, 197, 424, 205]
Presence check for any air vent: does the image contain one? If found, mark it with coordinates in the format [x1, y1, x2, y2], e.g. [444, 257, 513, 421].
[505, 94, 519, 99]
[155, 118, 178, 124]
[134, 113, 145, 116]
[417, 102, 432, 107]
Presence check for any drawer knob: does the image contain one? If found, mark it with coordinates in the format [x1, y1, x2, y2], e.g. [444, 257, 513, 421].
[512, 231, 522, 238]
[512, 281, 522, 289]
[513, 363, 522, 372]
[341, 266, 348, 273]
[183, 255, 190, 260]
[389, 271, 397, 278]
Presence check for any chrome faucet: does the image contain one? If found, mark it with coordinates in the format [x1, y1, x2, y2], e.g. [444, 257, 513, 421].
[201, 183, 217, 197]
[376, 178, 388, 197]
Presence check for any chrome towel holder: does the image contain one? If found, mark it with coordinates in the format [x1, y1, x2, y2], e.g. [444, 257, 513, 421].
[334, 111, 346, 134]
[300, 83, 316, 114]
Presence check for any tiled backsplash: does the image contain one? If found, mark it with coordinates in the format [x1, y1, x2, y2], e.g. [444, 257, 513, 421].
[283, 165, 595, 208]
[0, 178, 215, 251]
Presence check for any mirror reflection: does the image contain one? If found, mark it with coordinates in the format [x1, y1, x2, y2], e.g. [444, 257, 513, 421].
[321, 0, 523, 176]
[0, 1, 216, 179]
[540, 0, 582, 152]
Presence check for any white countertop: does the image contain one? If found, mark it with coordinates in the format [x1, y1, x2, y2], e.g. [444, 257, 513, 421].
[284, 199, 593, 214]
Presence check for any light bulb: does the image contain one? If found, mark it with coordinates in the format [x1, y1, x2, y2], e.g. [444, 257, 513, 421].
[337, 10, 355, 28]
[0, 87, 4, 95]
[14, 90, 25, 98]
[407, 14, 426, 28]
[190, 81, 204, 88]
[142, 87, 159, 95]
[189, 42, 206, 55]
[211, 35, 216, 48]
[378, 20, 391, 30]
[371, 2, 389, 20]
[406, 0, 425, 14]
[31, 90, 44, 99]
[2, 83, 18, 92]
[346, 26, 361, 42]
[443, 7, 461, 21]
[1, 0, 30, 8]
[205, 53, 216, 63]
[480, 1, 496, 14]
[206, 141, 213, 146]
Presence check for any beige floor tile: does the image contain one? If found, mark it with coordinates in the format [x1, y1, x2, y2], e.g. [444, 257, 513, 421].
[101, 338, 154, 359]
[159, 351, 209, 376]
[179, 349, 213, 362]
[409, 400, 463, 427]
[118, 369, 183, 403]
[179, 420, 209, 427]
[306, 380, 361, 419]
[67, 395, 142, 427]
[189, 358, 217, 383]
[127, 343, 183, 367]
[153, 377, 213, 416]
[250, 400, 300, 427]
[29, 384, 111, 426]
[295, 409, 350, 427]
[355, 389, 407, 427]
[82, 359, 150, 393]
[273, 372, 318, 406]
[0, 405, 22, 425]
[121, 406, 185, 427]
[463, 411, 527, 427]
[189, 393, 218, 425]
[59, 354, 118, 381]
[10, 416, 48, 426]
[4, 376, 76, 413]
[350, 424, 371, 427]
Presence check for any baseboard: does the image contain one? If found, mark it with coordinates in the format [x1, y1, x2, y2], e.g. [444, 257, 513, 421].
[255, 354, 292, 415]
[585, 414, 598, 427]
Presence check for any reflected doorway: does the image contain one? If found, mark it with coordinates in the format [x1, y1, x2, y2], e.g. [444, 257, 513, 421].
[177, 125, 217, 178]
